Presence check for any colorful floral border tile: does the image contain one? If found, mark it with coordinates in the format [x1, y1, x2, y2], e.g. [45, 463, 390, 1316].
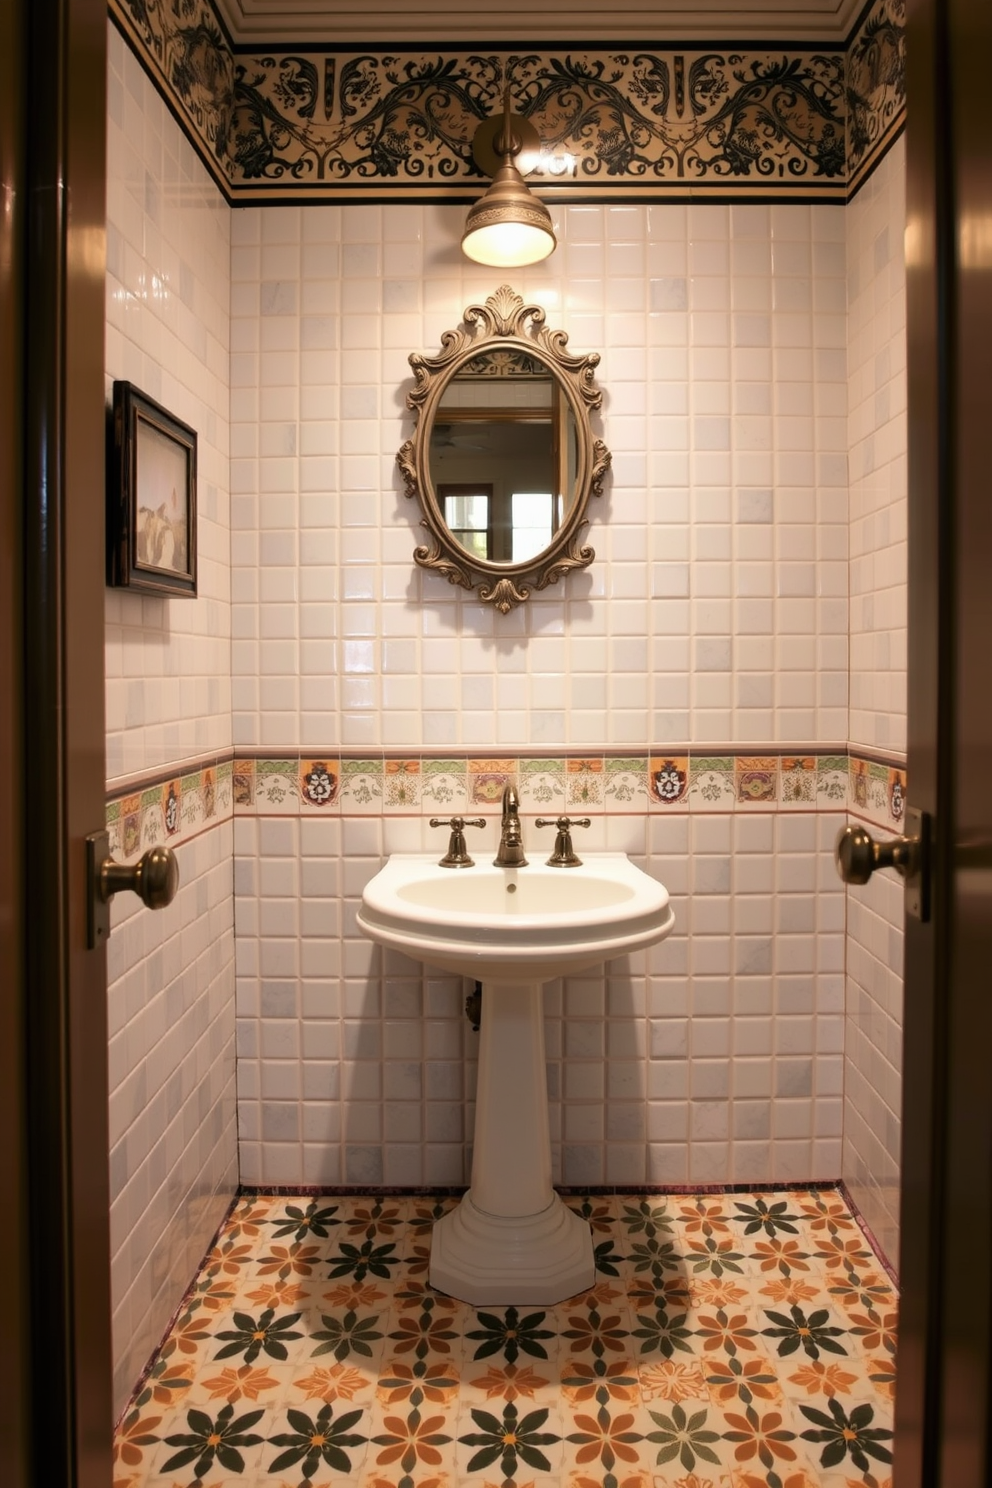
[846, 755, 909, 834]
[421, 759, 468, 813]
[605, 756, 649, 807]
[469, 759, 517, 809]
[339, 759, 383, 813]
[849, 757, 891, 829]
[780, 755, 818, 809]
[817, 754, 849, 808]
[107, 759, 234, 860]
[383, 758, 420, 812]
[113, 1186, 897, 1488]
[687, 756, 735, 811]
[108, 751, 908, 833]
[567, 757, 605, 809]
[233, 758, 255, 811]
[255, 759, 300, 814]
[888, 767, 907, 827]
[300, 759, 341, 812]
[649, 756, 689, 807]
[518, 758, 566, 814]
[735, 756, 780, 808]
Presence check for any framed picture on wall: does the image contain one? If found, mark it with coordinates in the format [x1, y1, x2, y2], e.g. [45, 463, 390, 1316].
[108, 380, 197, 596]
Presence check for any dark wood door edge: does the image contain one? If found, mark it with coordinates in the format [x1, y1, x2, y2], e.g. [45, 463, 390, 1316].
[0, 0, 31, 1482]
[21, 0, 113, 1483]
[896, 0, 992, 1484]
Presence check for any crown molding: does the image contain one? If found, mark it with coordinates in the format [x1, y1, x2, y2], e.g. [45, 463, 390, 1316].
[211, 0, 865, 46]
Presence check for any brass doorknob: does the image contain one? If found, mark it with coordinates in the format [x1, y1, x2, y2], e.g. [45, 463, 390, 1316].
[99, 844, 179, 909]
[835, 823, 920, 885]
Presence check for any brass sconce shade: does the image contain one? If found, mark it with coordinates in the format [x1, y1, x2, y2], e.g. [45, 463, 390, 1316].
[461, 91, 557, 268]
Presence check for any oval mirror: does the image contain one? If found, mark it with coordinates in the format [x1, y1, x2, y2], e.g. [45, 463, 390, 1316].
[398, 286, 610, 613]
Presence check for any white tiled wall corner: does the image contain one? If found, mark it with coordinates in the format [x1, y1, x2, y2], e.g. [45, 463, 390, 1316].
[229, 198, 848, 752]
[847, 139, 908, 755]
[842, 858, 903, 1270]
[107, 823, 238, 1419]
[104, 24, 237, 1419]
[842, 139, 907, 1274]
[105, 22, 232, 784]
[234, 810, 846, 1190]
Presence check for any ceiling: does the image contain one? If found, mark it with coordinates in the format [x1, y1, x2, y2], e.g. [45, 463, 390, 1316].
[212, 0, 864, 45]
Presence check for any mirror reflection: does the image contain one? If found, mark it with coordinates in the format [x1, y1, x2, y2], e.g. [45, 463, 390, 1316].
[427, 351, 578, 565]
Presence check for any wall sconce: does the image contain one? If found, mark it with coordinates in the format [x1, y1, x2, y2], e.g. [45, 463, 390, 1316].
[461, 88, 557, 268]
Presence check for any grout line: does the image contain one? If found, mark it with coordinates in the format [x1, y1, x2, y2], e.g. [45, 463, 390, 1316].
[238, 1177, 846, 1199]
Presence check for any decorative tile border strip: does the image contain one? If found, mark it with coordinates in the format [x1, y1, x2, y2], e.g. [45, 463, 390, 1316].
[108, 0, 903, 204]
[106, 747, 906, 839]
[848, 750, 908, 833]
[106, 758, 234, 864]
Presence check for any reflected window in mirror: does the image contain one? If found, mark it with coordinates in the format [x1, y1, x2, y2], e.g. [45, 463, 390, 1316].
[440, 485, 492, 561]
[511, 492, 555, 561]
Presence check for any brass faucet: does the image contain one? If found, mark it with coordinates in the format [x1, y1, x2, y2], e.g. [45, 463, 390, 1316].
[494, 782, 528, 866]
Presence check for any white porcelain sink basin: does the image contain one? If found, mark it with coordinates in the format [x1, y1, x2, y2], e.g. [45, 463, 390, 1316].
[357, 852, 674, 982]
[357, 850, 675, 1307]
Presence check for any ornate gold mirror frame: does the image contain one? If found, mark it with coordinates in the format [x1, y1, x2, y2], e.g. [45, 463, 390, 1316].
[397, 285, 611, 613]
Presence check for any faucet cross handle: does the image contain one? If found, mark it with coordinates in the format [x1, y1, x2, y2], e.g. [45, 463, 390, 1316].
[535, 816, 591, 867]
[430, 816, 486, 868]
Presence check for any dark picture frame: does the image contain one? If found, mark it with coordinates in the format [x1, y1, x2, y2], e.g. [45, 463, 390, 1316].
[109, 380, 197, 596]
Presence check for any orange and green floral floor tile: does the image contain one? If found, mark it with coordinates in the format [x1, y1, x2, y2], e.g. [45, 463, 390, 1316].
[113, 1187, 896, 1488]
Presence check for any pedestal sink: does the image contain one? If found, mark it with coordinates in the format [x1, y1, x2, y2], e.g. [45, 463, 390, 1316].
[357, 853, 675, 1305]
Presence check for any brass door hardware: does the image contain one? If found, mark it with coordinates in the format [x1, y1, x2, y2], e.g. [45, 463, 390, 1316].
[86, 831, 180, 948]
[834, 806, 930, 921]
[430, 816, 487, 867]
[535, 816, 591, 867]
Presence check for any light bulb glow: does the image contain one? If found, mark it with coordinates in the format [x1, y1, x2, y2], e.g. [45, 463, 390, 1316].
[461, 220, 556, 268]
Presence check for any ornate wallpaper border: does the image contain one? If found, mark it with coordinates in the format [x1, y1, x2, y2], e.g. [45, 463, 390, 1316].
[105, 749, 908, 859]
[108, 0, 904, 204]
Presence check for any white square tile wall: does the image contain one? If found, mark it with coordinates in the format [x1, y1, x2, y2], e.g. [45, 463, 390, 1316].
[104, 23, 237, 1419]
[842, 862, 904, 1270]
[843, 141, 907, 1270]
[107, 824, 237, 1419]
[229, 198, 849, 750]
[105, 22, 232, 783]
[234, 811, 847, 1191]
[847, 139, 908, 756]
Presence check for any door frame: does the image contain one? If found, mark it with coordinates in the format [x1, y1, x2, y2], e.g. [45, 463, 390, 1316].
[895, 0, 992, 1483]
[2, 0, 114, 1483]
[0, 0, 31, 1478]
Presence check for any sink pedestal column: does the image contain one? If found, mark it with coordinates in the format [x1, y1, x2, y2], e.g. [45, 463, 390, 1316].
[429, 979, 594, 1305]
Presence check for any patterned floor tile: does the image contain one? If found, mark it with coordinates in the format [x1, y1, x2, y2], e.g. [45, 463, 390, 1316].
[114, 1187, 896, 1488]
